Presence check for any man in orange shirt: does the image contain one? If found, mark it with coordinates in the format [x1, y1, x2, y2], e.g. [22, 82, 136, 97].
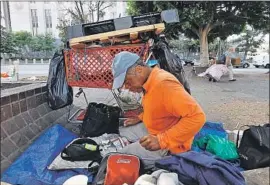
[112, 51, 206, 169]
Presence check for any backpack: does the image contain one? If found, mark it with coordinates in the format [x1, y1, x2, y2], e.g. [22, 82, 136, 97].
[81, 103, 121, 137]
[237, 124, 270, 170]
[218, 54, 226, 64]
[61, 138, 102, 163]
[92, 153, 142, 185]
[47, 51, 73, 110]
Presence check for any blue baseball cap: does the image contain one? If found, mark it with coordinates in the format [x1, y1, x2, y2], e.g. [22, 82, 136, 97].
[147, 59, 158, 67]
[112, 51, 140, 89]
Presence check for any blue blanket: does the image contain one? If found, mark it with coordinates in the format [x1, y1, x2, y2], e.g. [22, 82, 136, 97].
[192, 121, 227, 151]
[1, 124, 93, 185]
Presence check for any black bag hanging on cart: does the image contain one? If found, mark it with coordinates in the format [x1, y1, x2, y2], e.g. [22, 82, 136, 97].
[47, 51, 73, 110]
[81, 103, 121, 137]
[237, 124, 270, 170]
[153, 40, 191, 94]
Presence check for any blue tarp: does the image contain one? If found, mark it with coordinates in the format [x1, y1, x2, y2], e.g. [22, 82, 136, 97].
[1, 124, 93, 185]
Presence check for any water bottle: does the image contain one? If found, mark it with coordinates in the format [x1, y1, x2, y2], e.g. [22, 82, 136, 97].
[83, 143, 99, 151]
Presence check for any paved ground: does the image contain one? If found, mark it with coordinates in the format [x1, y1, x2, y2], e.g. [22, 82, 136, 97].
[185, 67, 269, 130]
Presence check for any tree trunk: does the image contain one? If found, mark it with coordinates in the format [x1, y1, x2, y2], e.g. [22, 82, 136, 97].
[199, 28, 210, 67]
[96, 2, 100, 22]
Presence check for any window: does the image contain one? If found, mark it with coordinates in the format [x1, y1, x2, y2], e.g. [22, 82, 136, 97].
[31, 9, 38, 27]
[31, 9, 38, 35]
[45, 9, 52, 28]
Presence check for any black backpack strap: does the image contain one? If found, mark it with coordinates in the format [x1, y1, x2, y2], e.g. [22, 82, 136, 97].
[236, 125, 251, 148]
[88, 160, 100, 174]
[61, 148, 75, 161]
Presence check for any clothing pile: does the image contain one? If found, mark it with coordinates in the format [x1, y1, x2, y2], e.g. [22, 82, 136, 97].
[155, 151, 246, 185]
[44, 116, 269, 185]
[45, 104, 269, 185]
[198, 64, 229, 81]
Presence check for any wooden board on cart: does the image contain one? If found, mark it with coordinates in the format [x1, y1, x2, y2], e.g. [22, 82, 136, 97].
[69, 23, 165, 49]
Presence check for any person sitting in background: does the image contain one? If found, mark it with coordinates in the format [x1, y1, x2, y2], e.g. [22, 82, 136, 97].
[111, 51, 206, 169]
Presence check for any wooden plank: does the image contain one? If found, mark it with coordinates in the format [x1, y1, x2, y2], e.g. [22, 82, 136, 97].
[155, 23, 165, 35]
[70, 23, 165, 46]
[130, 32, 139, 40]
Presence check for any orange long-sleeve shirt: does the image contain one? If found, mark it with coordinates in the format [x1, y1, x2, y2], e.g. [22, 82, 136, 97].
[138, 67, 206, 154]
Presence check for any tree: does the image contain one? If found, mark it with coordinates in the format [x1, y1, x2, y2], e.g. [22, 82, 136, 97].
[127, 1, 270, 66]
[231, 26, 266, 60]
[169, 34, 199, 58]
[57, 1, 114, 43]
[42, 33, 55, 53]
[0, 25, 16, 54]
[13, 31, 32, 54]
[29, 33, 55, 57]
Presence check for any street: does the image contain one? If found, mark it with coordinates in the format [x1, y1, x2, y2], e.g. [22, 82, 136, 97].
[1, 63, 269, 79]
[1, 64, 50, 79]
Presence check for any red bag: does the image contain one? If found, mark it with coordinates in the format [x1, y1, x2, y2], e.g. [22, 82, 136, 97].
[92, 153, 141, 185]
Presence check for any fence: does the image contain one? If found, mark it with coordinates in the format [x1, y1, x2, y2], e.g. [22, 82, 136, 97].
[1, 58, 51, 65]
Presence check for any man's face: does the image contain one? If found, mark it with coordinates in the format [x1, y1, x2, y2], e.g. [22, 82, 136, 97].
[122, 67, 144, 93]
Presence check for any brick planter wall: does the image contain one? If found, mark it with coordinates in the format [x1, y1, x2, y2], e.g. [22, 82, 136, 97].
[1, 83, 75, 174]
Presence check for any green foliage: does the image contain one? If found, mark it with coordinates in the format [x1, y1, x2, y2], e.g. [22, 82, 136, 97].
[57, 17, 69, 44]
[13, 31, 33, 52]
[127, 1, 268, 40]
[30, 35, 42, 52]
[169, 36, 199, 52]
[43, 33, 55, 52]
[126, 1, 155, 16]
[1, 28, 55, 56]
[127, 1, 269, 64]
[0, 26, 16, 54]
[29, 34, 55, 52]
[231, 26, 266, 59]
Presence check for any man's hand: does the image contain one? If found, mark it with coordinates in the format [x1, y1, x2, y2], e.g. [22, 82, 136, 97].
[139, 135, 161, 151]
[124, 117, 141, 127]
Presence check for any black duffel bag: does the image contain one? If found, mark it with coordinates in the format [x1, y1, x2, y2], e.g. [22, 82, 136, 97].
[61, 138, 102, 162]
[237, 124, 270, 170]
[80, 103, 121, 137]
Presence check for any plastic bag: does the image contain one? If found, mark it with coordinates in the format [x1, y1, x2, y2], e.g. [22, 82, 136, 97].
[194, 135, 239, 160]
[153, 40, 191, 94]
[47, 51, 73, 110]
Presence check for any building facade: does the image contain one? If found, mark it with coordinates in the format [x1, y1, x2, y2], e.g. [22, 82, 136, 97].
[8, 2, 59, 37]
[3, 1, 127, 39]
